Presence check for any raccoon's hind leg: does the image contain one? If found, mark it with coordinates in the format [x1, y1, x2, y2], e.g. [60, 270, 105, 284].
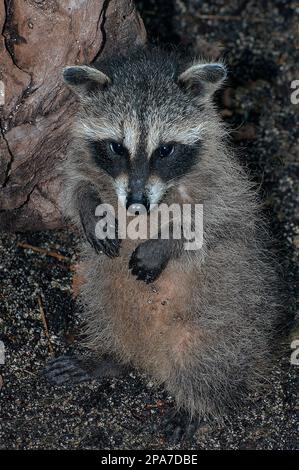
[44, 355, 129, 386]
[160, 408, 200, 444]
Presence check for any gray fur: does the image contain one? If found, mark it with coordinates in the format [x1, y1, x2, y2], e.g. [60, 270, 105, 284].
[60, 47, 280, 423]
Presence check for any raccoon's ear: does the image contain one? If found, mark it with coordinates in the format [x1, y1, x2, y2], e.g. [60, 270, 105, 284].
[178, 62, 227, 98]
[63, 66, 111, 96]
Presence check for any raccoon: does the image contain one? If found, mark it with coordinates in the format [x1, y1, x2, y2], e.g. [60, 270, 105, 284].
[45, 47, 280, 441]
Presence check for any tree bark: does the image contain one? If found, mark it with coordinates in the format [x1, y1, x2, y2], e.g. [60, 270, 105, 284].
[0, 0, 146, 231]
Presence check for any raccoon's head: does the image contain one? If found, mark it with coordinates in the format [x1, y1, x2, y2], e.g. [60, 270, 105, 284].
[64, 48, 227, 213]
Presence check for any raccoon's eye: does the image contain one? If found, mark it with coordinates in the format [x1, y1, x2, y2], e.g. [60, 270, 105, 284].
[109, 141, 126, 156]
[158, 144, 175, 158]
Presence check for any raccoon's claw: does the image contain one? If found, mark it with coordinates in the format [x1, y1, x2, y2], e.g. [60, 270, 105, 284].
[83, 216, 121, 257]
[85, 231, 121, 258]
[81, 214, 120, 258]
[162, 409, 198, 444]
[44, 356, 91, 385]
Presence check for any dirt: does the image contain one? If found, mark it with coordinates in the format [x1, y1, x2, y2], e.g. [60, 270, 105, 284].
[0, 0, 298, 450]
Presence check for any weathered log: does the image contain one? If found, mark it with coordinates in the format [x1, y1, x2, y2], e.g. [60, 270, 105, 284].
[0, 0, 146, 231]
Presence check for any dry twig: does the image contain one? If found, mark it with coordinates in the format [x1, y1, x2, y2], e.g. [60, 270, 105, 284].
[17, 242, 71, 263]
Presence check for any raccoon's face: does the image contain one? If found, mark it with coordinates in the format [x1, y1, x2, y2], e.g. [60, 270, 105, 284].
[64, 49, 226, 213]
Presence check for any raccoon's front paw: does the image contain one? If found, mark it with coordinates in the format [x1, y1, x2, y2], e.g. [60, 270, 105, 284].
[129, 240, 169, 283]
[82, 217, 120, 258]
[86, 231, 121, 258]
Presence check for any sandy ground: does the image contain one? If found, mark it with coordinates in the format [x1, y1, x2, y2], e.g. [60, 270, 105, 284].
[0, 0, 298, 450]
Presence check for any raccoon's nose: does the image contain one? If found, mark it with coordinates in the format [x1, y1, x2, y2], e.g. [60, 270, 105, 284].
[126, 193, 149, 214]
